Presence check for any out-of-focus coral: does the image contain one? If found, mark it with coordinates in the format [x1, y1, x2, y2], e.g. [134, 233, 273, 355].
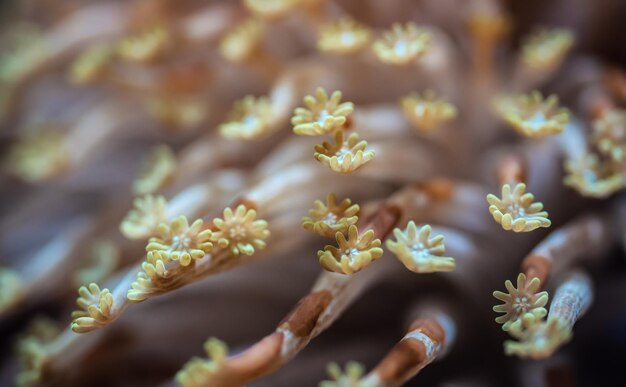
[494, 91, 570, 138]
[292, 88, 354, 136]
[317, 18, 371, 55]
[219, 95, 273, 140]
[120, 195, 168, 240]
[400, 90, 457, 133]
[132, 145, 177, 196]
[373, 22, 430, 65]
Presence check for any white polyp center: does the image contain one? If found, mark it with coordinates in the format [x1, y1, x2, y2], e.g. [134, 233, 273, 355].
[409, 242, 430, 258]
[339, 32, 356, 46]
[394, 40, 408, 56]
[171, 234, 191, 251]
[242, 114, 259, 130]
[229, 224, 248, 240]
[335, 147, 351, 162]
[414, 103, 427, 118]
[317, 109, 330, 125]
[323, 212, 338, 225]
[526, 111, 547, 130]
[344, 247, 361, 263]
[513, 295, 530, 312]
[507, 203, 526, 218]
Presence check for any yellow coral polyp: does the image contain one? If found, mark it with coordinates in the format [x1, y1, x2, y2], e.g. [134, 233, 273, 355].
[176, 338, 228, 387]
[68, 44, 113, 84]
[320, 361, 365, 387]
[302, 193, 360, 238]
[120, 194, 168, 240]
[317, 18, 371, 55]
[592, 109, 626, 162]
[373, 22, 430, 65]
[132, 145, 177, 196]
[504, 314, 571, 359]
[71, 283, 114, 333]
[5, 130, 69, 182]
[486, 183, 551, 232]
[146, 216, 213, 266]
[386, 222, 456, 273]
[292, 87, 354, 136]
[495, 91, 569, 139]
[318, 225, 383, 275]
[563, 154, 625, 198]
[244, 0, 299, 19]
[521, 28, 574, 70]
[493, 273, 548, 331]
[314, 130, 375, 174]
[220, 19, 264, 62]
[146, 96, 208, 128]
[400, 91, 457, 133]
[211, 205, 270, 256]
[219, 95, 273, 140]
[117, 26, 170, 63]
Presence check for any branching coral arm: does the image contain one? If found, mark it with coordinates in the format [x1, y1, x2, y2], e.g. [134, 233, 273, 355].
[332, 311, 456, 387]
[521, 215, 610, 286]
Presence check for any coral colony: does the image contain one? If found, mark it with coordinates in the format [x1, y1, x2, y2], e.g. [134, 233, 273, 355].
[1, 0, 625, 386]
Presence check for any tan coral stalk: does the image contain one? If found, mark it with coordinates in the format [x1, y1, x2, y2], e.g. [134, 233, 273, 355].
[132, 145, 177, 196]
[494, 91, 569, 138]
[314, 130, 375, 174]
[211, 205, 270, 256]
[493, 273, 548, 331]
[386, 222, 455, 273]
[302, 193, 360, 238]
[292, 88, 354, 136]
[373, 22, 430, 65]
[317, 18, 371, 55]
[400, 91, 457, 133]
[71, 283, 114, 333]
[486, 183, 551, 232]
[219, 95, 273, 140]
[318, 225, 383, 275]
[146, 216, 213, 266]
[120, 195, 168, 240]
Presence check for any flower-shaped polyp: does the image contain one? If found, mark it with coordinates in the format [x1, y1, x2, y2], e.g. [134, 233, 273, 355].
[146, 216, 213, 266]
[120, 195, 168, 240]
[132, 145, 177, 196]
[5, 130, 69, 183]
[318, 18, 371, 55]
[320, 361, 365, 387]
[219, 95, 273, 140]
[117, 26, 170, 63]
[592, 109, 626, 162]
[318, 225, 383, 275]
[211, 205, 270, 256]
[521, 28, 574, 70]
[563, 154, 625, 198]
[486, 183, 551, 232]
[495, 91, 569, 138]
[504, 314, 572, 360]
[244, 0, 298, 19]
[176, 338, 228, 387]
[219, 19, 264, 62]
[493, 273, 548, 331]
[400, 91, 458, 133]
[373, 22, 430, 65]
[314, 130, 375, 174]
[71, 283, 114, 333]
[292, 88, 354, 135]
[302, 193, 360, 238]
[386, 222, 456, 273]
